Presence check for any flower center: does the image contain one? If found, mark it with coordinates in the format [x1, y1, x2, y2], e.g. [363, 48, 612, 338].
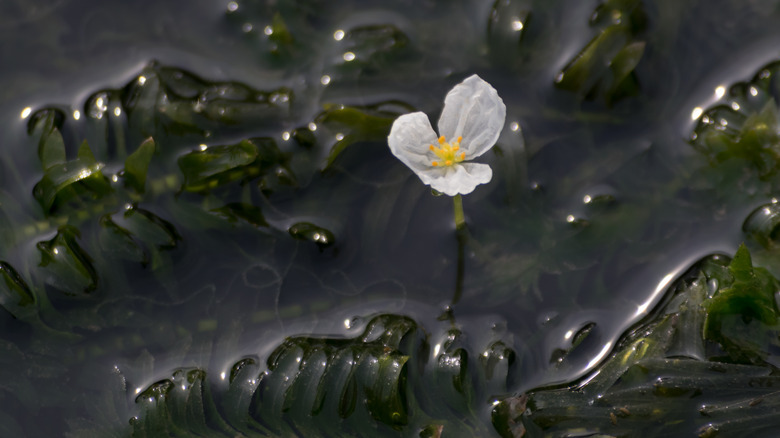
[429, 135, 466, 167]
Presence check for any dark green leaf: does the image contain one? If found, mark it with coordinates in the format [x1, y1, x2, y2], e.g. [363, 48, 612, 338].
[101, 206, 181, 270]
[123, 207, 180, 249]
[555, 26, 630, 95]
[704, 244, 778, 331]
[288, 222, 334, 248]
[365, 353, 409, 429]
[221, 358, 266, 435]
[36, 226, 98, 296]
[291, 127, 316, 148]
[269, 12, 293, 46]
[39, 127, 67, 171]
[0, 261, 36, 320]
[32, 160, 106, 213]
[28, 109, 66, 170]
[32, 140, 113, 214]
[317, 104, 397, 168]
[124, 137, 156, 194]
[178, 140, 258, 192]
[153, 64, 294, 129]
[605, 41, 645, 102]
[98, 215, 148, 265]
[77, 139, 97, 163]
[336, 25, 410, 71]
[554, 0, 646, 102]
[211, 202, 269, 228]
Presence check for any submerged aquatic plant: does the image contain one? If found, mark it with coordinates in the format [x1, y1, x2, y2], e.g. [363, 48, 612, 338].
[387, 75, 506, 228]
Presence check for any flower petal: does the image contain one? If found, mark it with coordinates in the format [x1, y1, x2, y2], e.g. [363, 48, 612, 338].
[388, 111, 439, 173]
[437, 75, 506, 159]
[417, 162, 492, 196]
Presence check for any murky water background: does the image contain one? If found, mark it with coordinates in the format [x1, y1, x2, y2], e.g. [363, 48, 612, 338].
[3, 0, 780, 436]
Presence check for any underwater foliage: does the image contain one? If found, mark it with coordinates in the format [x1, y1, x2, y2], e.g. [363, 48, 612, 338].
[494, 247, 780, 437]
[554, 0, 647, 103]
[71, 314, 518, 437]
[690, 61, 780, 180]
[56, 244, 780, 437]
[5, 0, 780, 437]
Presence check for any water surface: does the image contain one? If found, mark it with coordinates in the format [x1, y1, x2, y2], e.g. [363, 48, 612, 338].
[3, 0, 780, 436]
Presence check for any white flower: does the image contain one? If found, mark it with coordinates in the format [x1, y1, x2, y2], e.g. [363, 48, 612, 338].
[388, 74, 506, 196]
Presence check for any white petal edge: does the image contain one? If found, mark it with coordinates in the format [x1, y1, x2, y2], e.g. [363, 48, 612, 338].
[388, 111, 438, 173]
[417, 162, 492, 196]
[437, 75, 506, 159]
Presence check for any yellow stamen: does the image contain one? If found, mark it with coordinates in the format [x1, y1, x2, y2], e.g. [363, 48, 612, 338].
[428, 135, 466, 168]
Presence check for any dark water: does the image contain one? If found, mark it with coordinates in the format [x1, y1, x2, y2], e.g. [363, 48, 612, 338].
[3, 0, 780, 436]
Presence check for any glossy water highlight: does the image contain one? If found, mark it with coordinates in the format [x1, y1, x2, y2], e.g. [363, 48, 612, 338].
[4, 0, 780, 436]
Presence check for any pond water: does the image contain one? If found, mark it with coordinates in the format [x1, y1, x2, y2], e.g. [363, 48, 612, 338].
[3, 0, 780, 436]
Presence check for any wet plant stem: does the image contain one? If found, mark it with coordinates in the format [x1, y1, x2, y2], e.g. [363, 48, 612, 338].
[453, 194, 465, 230]
[451, 225, 466, 306]
[451, 194, 466, 306]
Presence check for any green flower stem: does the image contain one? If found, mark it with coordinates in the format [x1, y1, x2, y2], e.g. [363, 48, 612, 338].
[453, 194, 465, 230]
[452, 226, 466, 306]
[451, 194, 466, 306]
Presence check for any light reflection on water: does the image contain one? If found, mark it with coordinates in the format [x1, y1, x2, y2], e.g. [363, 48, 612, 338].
[2, 0, 780, 435]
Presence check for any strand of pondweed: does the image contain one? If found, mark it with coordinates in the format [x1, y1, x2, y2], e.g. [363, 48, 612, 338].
[15, 173, 181, 243]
